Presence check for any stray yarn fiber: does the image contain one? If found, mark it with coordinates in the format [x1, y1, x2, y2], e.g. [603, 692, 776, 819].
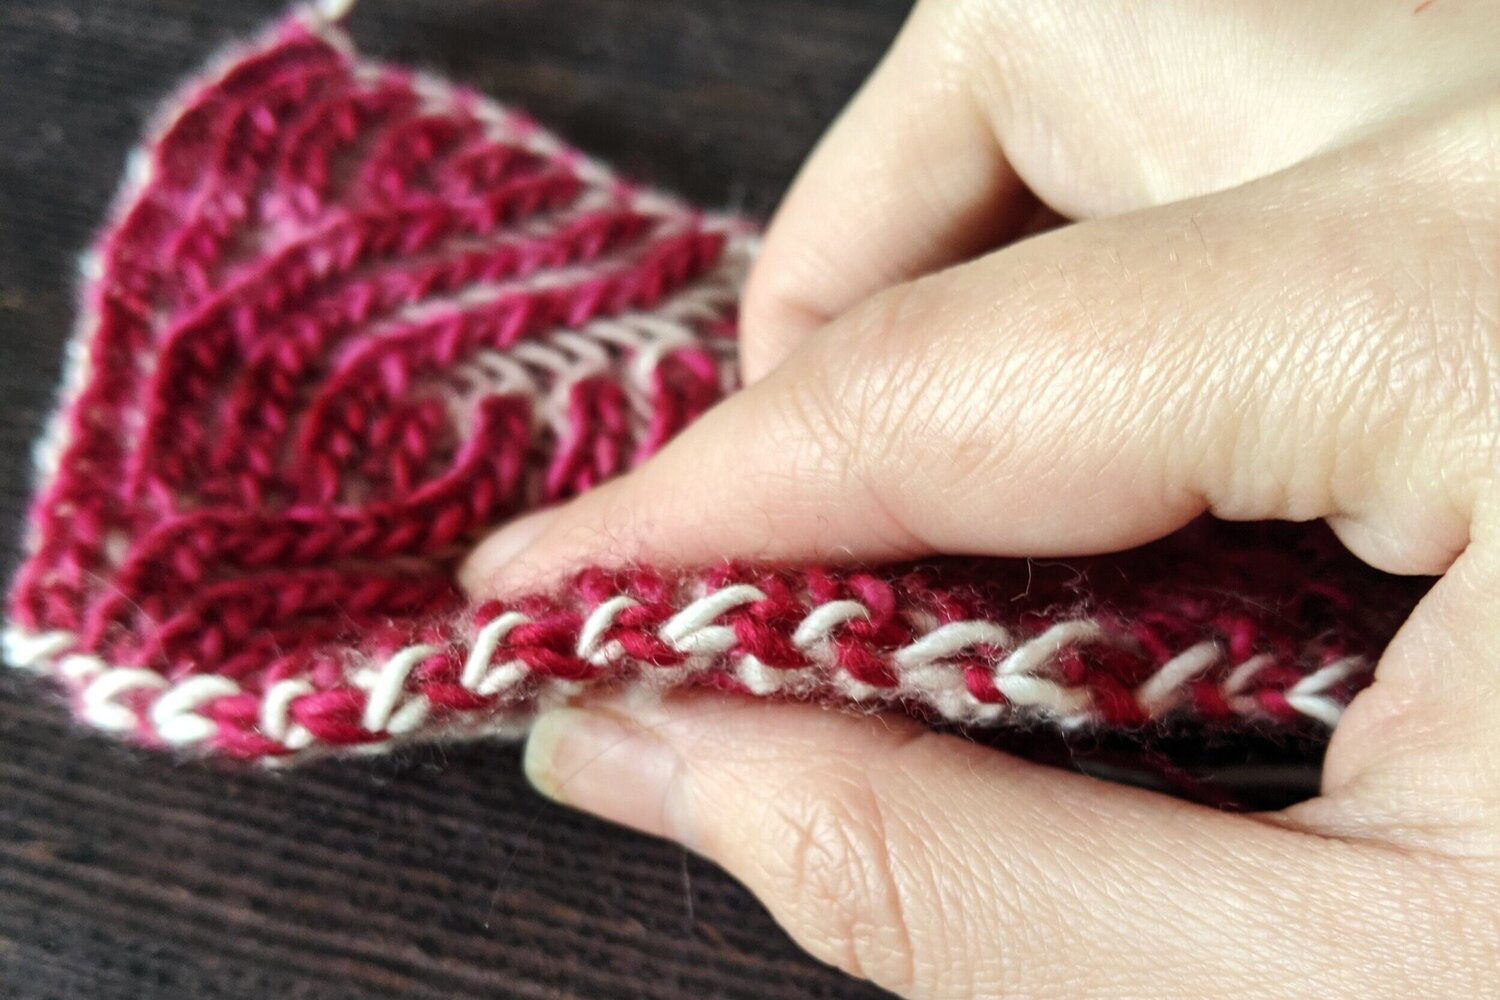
[4, 7, 1426, 762]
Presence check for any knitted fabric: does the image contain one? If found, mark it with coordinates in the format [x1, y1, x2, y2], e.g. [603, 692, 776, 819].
[4, 6, 1427, 763]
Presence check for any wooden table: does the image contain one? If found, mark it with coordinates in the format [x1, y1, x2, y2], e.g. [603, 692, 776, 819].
[0, 1, 907, 995]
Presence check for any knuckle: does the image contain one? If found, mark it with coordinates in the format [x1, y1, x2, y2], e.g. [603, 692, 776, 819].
[822, 277, 975, 447]
[765, 343, 868, 496]
[1337, 107, 1500, 503]
[743, 289, 948, 558]
[779, 281, 934, 472]
[808, 279, 1000, 543]
[752, 767, 922, 991]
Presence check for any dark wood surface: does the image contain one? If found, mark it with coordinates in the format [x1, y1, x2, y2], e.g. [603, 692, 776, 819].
[0, 1, 909, 996]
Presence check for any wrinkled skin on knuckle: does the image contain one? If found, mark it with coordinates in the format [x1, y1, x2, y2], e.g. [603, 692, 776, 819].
[748, 765, 926, 992]
[825, 136, 1500, 554]
[1428, 98, 1500, 493]
[735, 735, 1079, 998]
[790, 280, 994, 553]
[754, 308, 936, 558]
[942, 234, 1206, 528]
[923, 0, 1500, 220]
[1307, 106, 1500, 546]
[935, 0, 1340, 212]
[828, 277, 1002, 450]
[833, 235, 1210, 550]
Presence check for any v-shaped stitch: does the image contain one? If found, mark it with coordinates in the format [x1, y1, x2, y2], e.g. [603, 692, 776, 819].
[3, 6, 1421, 762]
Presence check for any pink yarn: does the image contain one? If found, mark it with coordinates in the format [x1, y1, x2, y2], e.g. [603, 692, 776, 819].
[3, 7, 1424, 762]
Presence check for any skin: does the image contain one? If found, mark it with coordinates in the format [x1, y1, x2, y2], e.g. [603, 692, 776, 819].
[463, 1, 1500, 995]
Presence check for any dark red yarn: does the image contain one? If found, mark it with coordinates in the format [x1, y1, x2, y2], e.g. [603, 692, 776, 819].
[4, 9, 1428, 761]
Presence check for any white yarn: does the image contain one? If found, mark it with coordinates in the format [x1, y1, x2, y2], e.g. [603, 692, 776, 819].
[475, 661, 530, 698]
[60, 654, 108, 682]
[993, 673, 1093, 716]
[262, 678, 315, 749]
[434, 239, 751, 457]
[312, 0, 359, 23]
[659, 584, 766, 656]
[1136, 641, 1222, 714]
[578, 595, 640, 663]
[384, 693, 431, 735]
[1222, 653, 1276, 696]
[151, 675, 240, 744]
[1, 627, 72, 669]
[361, 643, 441, 732]
[894, 621, 1010, 669]
[792, 600, 869, 647]
[82, 668, 167, 732]
[4, 597, 1371, 755]
[1283, 656, 1364, 727]
[999, 620, 1114, 676]
[736, 654, 811, 695]
[462, 612, 532, 689]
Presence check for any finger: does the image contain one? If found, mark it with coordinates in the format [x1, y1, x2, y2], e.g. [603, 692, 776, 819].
[741, 0, 1500, 384]
[738, 0, 1033, 382]
[524, 690, 1496, 998]
[1289, 495, 1500, 846]
[463, 107, 1500, 594]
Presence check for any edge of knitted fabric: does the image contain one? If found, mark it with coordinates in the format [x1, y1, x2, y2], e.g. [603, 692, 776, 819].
[2, 6, 1416, 764]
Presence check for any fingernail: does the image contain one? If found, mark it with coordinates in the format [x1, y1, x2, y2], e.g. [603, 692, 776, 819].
[460, 507, 559, 594]
[524, 705, 692, 845]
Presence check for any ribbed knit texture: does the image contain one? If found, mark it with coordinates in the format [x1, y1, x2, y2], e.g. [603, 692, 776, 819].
[3, 7, 1426, 761]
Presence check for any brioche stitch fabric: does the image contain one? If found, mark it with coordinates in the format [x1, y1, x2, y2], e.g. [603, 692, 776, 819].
[3, 4, 1428, 764]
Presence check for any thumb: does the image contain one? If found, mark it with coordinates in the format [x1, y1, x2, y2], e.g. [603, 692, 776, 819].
[522, 690, 1492, 999]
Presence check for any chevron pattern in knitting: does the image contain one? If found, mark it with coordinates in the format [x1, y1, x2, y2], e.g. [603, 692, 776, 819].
[3, 7, 1424, 761]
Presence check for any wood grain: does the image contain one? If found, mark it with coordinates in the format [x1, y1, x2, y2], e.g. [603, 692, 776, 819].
[0, 1, 908, 996]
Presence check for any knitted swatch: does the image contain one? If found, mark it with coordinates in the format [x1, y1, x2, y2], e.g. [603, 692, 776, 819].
[4, 6, 1428, 762]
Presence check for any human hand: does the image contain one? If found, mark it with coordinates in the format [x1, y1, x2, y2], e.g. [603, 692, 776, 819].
[463, 1, 1500, 995]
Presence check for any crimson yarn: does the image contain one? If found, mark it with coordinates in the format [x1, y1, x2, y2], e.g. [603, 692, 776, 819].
[4, 7, 1425, 762]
